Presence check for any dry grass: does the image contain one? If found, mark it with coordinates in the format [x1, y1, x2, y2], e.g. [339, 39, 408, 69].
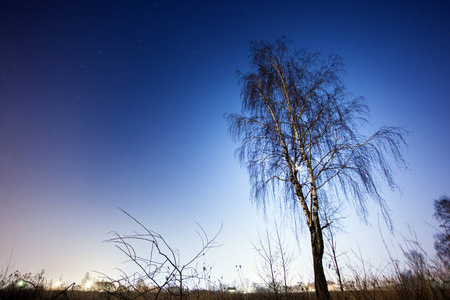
[0, 286, 449, 300]
[1, 250, 448, 300]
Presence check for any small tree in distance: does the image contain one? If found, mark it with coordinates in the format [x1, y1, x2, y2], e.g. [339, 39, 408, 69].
[323, 208, 346, 293]
[433, 195, 450, 268]
[252, 221, 295, 299]
[226, 37, 407, 300]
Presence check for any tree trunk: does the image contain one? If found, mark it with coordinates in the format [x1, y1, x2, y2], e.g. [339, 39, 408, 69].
[310, 226, 330, 300]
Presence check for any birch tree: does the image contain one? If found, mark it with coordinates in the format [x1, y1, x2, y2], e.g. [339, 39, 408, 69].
[226, 38, 407, 300]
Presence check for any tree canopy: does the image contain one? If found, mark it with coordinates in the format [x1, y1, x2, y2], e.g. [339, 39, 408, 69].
[227, 38, 407, 228]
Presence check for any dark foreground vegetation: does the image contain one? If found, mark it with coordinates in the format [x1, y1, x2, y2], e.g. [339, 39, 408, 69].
[1, 263, 449, 300]
[0, 287, 449, 300]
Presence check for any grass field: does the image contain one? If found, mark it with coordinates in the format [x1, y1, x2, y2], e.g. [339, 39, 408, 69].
[1, 288, 449, 300]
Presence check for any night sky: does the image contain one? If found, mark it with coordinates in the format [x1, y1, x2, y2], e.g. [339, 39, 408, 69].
[1, 0, 449, 286]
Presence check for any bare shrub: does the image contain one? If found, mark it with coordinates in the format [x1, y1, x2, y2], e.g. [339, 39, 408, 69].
[103, 208, 221, 300]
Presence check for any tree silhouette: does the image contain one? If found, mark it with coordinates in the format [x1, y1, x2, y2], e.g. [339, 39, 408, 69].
[433, 195, 450, 268]
[226, 37, 407, 300]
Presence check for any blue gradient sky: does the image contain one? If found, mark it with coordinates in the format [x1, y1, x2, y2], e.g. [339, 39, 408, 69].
[1, 0, 449, 286]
